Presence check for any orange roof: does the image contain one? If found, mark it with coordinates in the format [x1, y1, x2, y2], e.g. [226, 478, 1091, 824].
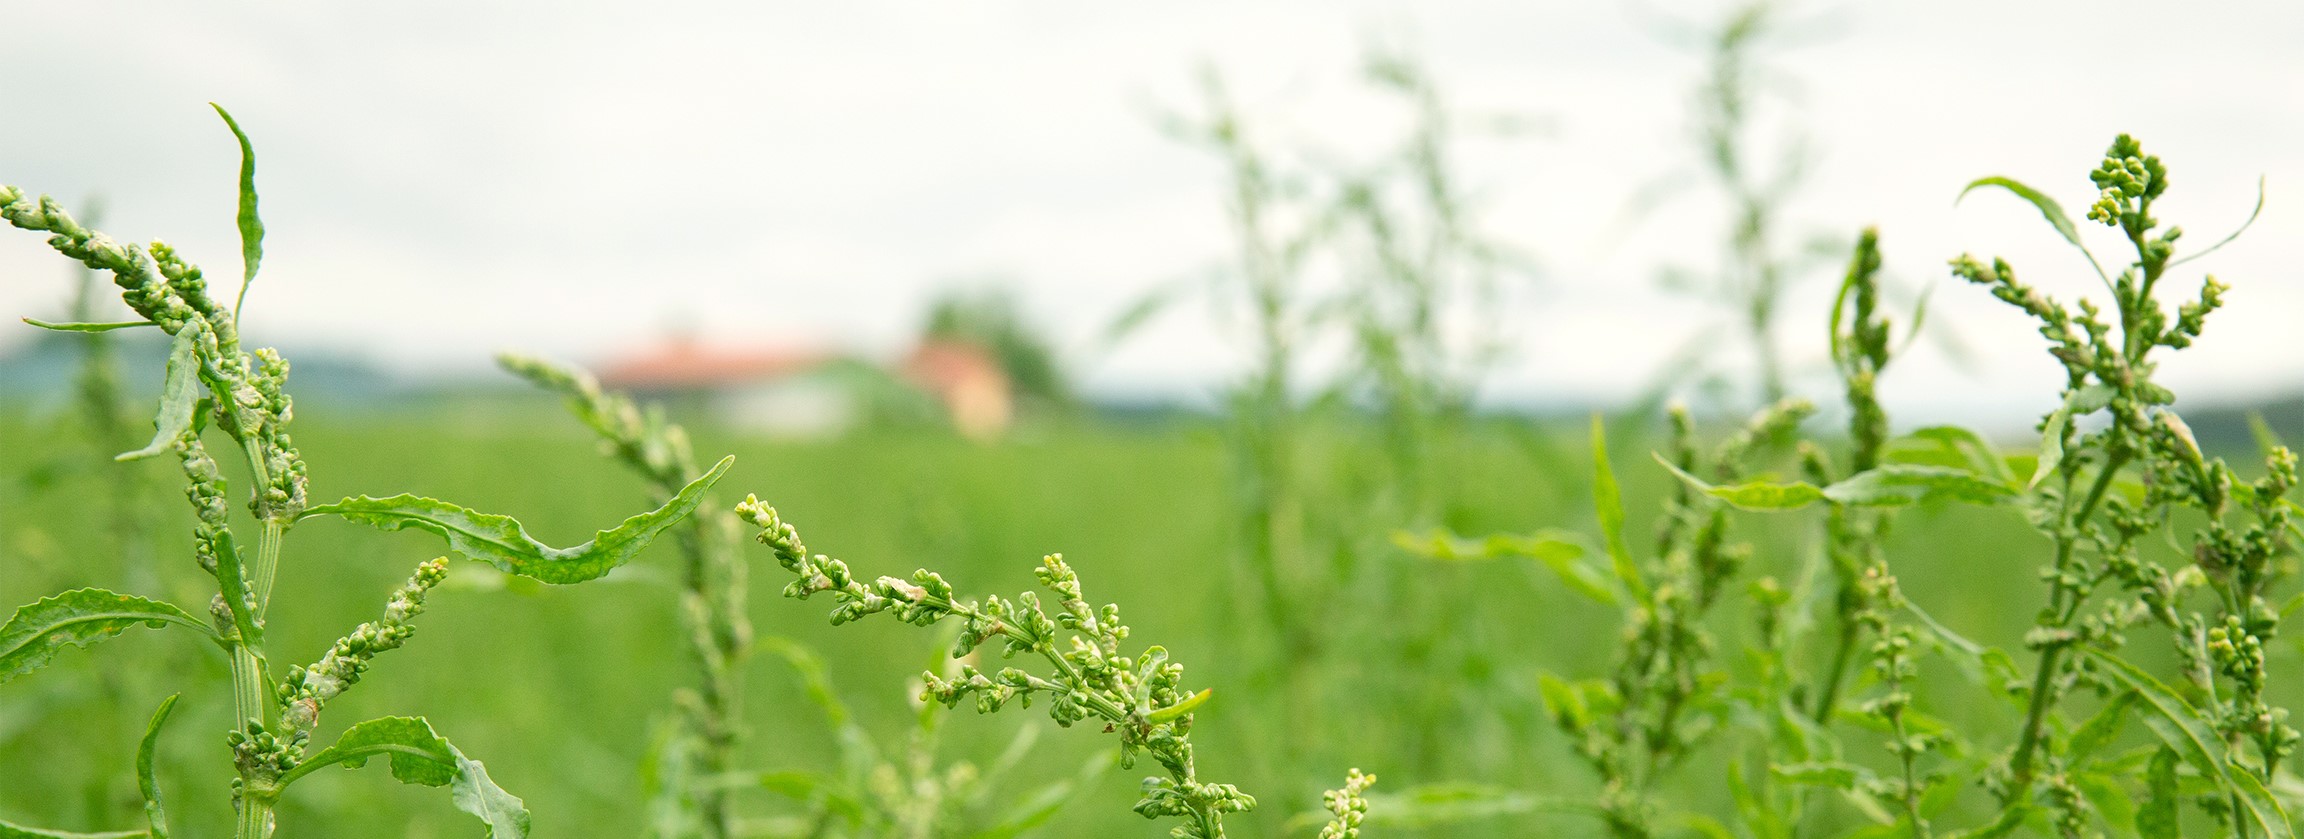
[597, 343, 833, 389]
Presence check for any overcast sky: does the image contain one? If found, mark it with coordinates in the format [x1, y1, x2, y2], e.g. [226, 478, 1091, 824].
[2, 1, 2298, 426]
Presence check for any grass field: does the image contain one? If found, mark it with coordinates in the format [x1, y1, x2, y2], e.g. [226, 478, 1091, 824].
[13, 396, 2257, 838]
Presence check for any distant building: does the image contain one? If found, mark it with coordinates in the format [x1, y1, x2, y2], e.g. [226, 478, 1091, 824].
[899, 340, 1013, 440]
[594, 338, 1012, 438]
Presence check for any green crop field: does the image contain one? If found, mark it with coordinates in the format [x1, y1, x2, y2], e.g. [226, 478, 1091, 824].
[5, 5, 2301, 838]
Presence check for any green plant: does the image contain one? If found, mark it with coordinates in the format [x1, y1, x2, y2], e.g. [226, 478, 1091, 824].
[1400, 137, 2298, 838]
[498, 354, 754, 839]
[0, 107, 732, 838]
[733, 495, 1255, 838]
[746, 635, 1110, 839]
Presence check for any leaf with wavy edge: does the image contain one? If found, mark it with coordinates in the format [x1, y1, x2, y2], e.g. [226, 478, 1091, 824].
[281, 716, 530, 838]
[0, 589, 214, 683]
[301, 455, 732, 583]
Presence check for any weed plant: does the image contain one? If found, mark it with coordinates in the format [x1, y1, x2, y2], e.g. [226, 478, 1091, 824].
[1424, 138, 2299, 838]
[0, 108, 732, 838]
[733, 496, 1256, 838]
[499, 354, 754, 839]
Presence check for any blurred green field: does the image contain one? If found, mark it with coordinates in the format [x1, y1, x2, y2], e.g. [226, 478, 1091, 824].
[2, 400, 2290, 838]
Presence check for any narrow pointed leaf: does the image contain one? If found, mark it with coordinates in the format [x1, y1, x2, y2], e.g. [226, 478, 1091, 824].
[1655, 454, 1825, 511]
[137, 695, 178, 839]
[1145, 688, 1213, 724]
[115, 329, 200, 462]
[0, 589, 213, 683]
[210, 103, 264, 316]
[1590, 416, 1647, 602]
[1959, 176, 2083, 250]
[2087, 649, 2294, 839]
[21, 318, 156, 333]
[1822, 464, 2016, 507]
[281, 716, 530, 838]
[0, 820, 144, 838]
[2171, 174, 2266, 268]
[1392, 528, 1617, 605]
[301, 455, 733, 584]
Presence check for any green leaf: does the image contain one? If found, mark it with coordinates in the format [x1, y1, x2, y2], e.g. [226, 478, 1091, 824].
[302, 455, 734, 584]
[1537, 672, 1588, 731]
[1821, 465, 2016, 507]
[1904, 601, 2026, 707]
[1904, 426, 2017, 487]
[1145, 688, 1212, 723]
[0, 819, 145, 838]
[0, 589, 213, 683]
[1944, 804, 2031, 839]
[1960, 176, 2084, 250]
[280, 717, 530, 838]
[448, 751, 530, 839]
[2136, 746, 2180, 839]
[20, 318, 157, 333]
[1590, 415, 1647, 603]
[1654, 454, 1826, 511]
[1771, 761, 1874, 791]
[1958, 175, 2111, 287]
[115, 329, 200, 462]
[2171, 174, 2266, 268]
[137, 695, 178, 839]
[2067, 691, 2137, 764]
[1392, 528, 1617, 605]
[2087, 649, 2293, 839]
[210, 103, 264, 319]
[2247, 411, 2287, 460]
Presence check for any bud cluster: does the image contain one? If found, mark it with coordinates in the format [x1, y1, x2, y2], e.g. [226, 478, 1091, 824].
[737, 495, 1255, 838]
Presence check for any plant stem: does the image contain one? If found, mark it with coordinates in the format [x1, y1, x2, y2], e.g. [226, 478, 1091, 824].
[2006, 452, 2127, 797]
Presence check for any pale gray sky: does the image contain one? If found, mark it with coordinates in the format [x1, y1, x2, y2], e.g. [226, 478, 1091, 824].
[3, 1, 2299, 425]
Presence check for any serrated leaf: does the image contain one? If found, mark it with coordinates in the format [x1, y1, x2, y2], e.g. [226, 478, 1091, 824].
[20, 318, 157, 333]
[137, 695, 178, 839]
[281, 717, 530, 838]
[302, 455, 733, 584]
[1590, 416, 1647, 603]
[2137, 746, 2181, 839]
[0, 589, 213, 683]
[210, 103, 264, 317]
[1655, 454, 1826, 511]
[0, 819, 144, 838]
[2087, 649, 2293, 839]
[1822, 465, 2015, 507]
[115, 329, 200, 462]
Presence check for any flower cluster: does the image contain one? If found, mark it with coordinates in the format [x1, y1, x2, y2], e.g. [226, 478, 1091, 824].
[736, 495, 1255, 838]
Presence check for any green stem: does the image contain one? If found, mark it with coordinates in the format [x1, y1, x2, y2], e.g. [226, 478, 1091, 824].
[2006, 452, 2128, 798]
[1811, 623, 1859, 724]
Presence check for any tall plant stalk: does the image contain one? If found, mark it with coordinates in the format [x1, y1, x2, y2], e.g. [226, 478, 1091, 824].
[501, 354, 753, 839]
